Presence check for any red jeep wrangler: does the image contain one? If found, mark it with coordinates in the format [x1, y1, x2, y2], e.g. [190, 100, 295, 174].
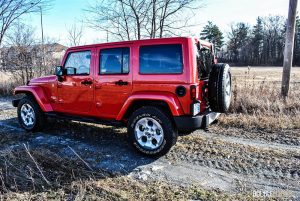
[12, 37, 231, 156]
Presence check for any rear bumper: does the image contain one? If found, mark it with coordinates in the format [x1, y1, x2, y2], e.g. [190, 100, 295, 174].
[174, 112, 220, 131]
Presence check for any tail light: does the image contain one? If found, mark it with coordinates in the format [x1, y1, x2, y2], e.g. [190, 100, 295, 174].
[190, 85, 197, 100]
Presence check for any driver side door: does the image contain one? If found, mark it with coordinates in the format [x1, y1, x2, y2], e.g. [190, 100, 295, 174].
[57, 49, 94, 114]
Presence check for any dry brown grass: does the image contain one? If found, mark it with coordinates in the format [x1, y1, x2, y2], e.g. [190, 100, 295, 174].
[219, 67, 300, 130]
[0, 81, 18, 96]
[0, 71, 22, 96]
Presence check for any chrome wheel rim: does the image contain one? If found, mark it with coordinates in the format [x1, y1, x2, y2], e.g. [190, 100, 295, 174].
[225, 72, 231, 107]
[134, 117, 164, 150]
[20, 104, 35, 127]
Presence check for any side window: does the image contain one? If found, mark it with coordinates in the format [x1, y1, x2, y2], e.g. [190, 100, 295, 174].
[100, 47, 130, 74]
[139, 44, 183, 74]
[64, 51, 91, 75]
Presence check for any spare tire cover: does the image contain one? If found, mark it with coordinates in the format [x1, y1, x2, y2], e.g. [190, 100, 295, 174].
[208, 63, 232, 113]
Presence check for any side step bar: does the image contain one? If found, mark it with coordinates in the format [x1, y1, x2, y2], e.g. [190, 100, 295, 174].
[45, 112, 123, 127]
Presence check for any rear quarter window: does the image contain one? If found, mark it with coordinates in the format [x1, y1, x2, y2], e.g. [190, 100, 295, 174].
[139, 44, 183, 74]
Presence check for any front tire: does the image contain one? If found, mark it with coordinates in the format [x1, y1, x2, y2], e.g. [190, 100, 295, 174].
[17, 95, 46, 132]
[127, 106, 177, 156]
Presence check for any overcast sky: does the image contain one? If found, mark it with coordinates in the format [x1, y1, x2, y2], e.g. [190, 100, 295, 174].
[23, 0, 299, 46]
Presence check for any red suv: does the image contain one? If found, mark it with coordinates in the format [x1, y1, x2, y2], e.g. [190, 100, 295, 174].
[12, 37, 231, 156]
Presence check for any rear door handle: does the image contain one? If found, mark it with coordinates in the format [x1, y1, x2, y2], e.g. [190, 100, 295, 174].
[115, 80, 128, 86]
[81, 80, 93, 85]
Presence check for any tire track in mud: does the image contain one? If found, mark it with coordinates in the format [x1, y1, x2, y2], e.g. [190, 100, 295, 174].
[199, 131, 300, 152]
[209, 126, 300, 146]
[167, 133, 300, 182]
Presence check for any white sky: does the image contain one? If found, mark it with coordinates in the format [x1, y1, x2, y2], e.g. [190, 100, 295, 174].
[23, 0, 299, 46]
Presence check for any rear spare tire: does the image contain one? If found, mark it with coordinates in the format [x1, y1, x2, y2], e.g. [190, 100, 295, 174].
[208, 63, 232, 113]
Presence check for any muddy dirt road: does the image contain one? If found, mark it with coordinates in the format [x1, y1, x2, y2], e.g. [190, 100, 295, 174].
[0, 98, 299, 200]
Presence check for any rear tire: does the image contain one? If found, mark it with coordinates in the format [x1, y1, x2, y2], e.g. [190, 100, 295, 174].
[17, 95, 46, 132]
[208, 63, 232, 113]
[127, 106, 177, 157]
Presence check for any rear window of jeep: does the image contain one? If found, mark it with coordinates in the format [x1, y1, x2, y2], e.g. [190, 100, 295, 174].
[139, 44, 183, 74]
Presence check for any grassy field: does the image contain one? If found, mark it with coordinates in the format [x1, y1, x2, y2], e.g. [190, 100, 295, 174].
[222, 67, 300, 130]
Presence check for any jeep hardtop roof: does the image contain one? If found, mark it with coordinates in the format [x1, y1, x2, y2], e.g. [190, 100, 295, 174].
[67, 37, 213, 51]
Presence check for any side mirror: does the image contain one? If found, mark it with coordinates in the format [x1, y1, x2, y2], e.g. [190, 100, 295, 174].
[65, 67, 77, 75]
[55, 66, 64, 82]
[55, 66, 63, 76]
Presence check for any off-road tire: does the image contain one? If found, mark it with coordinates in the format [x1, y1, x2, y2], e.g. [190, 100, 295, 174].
[17, 95, 46, 132]
[127, 106, 178, 157]
[208, 63, 232, 113]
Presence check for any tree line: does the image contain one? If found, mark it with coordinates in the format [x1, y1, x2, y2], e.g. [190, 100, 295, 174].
[200, 16, 300, 66]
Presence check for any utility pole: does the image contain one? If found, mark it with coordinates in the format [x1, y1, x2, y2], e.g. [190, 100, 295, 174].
[40, 6, 44, 51]
[39, 5, 45, 76]
[281, 0, 298, 98]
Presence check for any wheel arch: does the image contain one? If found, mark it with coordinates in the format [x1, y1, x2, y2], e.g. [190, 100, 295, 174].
[14, 86, 53, 112]
[116, 93, 184, 121]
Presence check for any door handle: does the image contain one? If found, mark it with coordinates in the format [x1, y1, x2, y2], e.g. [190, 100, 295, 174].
[81, 80, 93, 85]
[115, 80, 128, 86]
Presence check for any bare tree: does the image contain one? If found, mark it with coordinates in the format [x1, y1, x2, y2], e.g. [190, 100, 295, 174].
[2, 22, 62, 84]
[66, 22, 84, 46]
[85, 0, 204, 41]
[4, 22, 36, 84]
[0, 0, 51, 47]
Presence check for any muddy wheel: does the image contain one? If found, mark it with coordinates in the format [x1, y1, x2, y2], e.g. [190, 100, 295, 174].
[17, 95, 46, 132]
[127, 106, 177, 157]
[208, 63, 232, 113]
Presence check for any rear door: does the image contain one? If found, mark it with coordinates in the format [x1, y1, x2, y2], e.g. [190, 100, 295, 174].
[94, 46, 133, 119]
[57, 49, 94, 114]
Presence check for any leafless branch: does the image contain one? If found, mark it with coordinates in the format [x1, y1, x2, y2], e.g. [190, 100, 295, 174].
[85, 0, 205, 41]
[23, 143, 51, 186]
[66, 22, 84, 46]
[68, 146, 93, 171]
[0, 0, 52, 46]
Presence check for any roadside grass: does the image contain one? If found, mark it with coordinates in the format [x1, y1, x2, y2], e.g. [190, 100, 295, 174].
[0, 81, 17, 97]
[218, 67, 300, 130]
[0, 71, 27, 97]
